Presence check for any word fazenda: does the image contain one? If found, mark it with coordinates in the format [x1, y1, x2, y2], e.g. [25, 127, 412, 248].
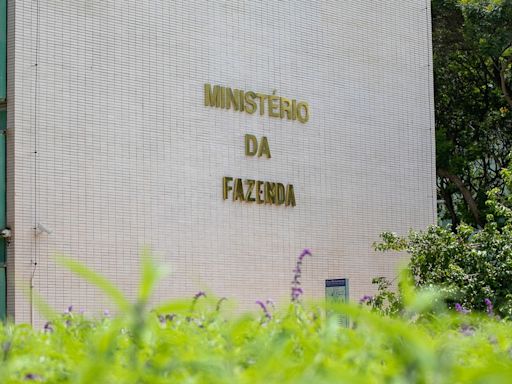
[223, 177, 296, 207]
[205, 84, 309, 123]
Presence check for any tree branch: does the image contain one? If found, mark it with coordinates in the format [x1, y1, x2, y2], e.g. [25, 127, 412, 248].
[440, 185, 459, 230]
[437, 168, 483, 227]
[500, 55, 512, 108]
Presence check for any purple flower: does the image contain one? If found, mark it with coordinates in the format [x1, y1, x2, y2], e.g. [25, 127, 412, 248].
[291, 249, 311, 302]
[194, 291, 206, 300]
[455, 303, 469, 314]
[65, 305, 73, 314]
[291, 287, 303, 301]
[103, 309, 110, 317]
[24, 373, 42, 381]
[359, 295, 372, 304]
[189, 291, 207, 314]
[460, 323, 474, 336]
[485, 298, 494, 316]
[299, 248, 312, 261]
[255, 300, 272, 320]
[43, 322, 53, 333]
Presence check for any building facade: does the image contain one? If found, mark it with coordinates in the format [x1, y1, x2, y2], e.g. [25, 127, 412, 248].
[0, 0, 436, 323]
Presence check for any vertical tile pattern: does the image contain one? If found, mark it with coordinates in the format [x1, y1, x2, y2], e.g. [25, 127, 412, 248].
[7, 0, 435, 324]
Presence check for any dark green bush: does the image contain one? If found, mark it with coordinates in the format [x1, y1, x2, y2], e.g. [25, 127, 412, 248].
[375, 164, 512, 317]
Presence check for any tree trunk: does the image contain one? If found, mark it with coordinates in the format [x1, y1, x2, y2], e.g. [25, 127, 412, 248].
[500, 56, 512, 108]
[440, 186, 459, 230]
[437, 168, 483, 227]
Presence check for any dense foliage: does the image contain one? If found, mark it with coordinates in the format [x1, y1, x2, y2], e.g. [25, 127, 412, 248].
[1, 254, 512, 383]
[376, 164, 512, 316]
[433, 0, 512, 227]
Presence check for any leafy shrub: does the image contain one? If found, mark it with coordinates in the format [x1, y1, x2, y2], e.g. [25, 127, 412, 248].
[375, 164, 512, 317]
[361, 276, 403, 317]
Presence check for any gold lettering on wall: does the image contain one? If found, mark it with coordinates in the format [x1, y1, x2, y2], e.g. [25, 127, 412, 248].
[213, 83, 302, 208]
[245, 135, 271, 159]
[223, 177, 296, 207]
[204, 84, 310, 123]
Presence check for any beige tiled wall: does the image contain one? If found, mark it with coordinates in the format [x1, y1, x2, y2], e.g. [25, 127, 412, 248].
[6, 0, 435, 324]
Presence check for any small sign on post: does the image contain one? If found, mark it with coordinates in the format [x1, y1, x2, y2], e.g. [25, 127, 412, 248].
[325, 278, 349, 327]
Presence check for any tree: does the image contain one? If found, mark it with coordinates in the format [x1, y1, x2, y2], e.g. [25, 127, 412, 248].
[433, 0, 512, 227]
[375, 163, 512, 317]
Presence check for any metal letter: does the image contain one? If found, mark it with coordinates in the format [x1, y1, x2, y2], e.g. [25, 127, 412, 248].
[227, 88, 240, 111]
[204, 84, 222, 107]
[285, 184, 296, 207]
[268, 95, 280, 118]
[257, 136, 271, 159]
[276, 183, 285, 205]
[239, 90, 245, 112]
[256, 93, 267, 116]
[244, 91, 257, 114]
[265, 182, 276, 204]
[291, 99, 297, 120]
[256, 181, 264, 204]
[245, 134, 258, 157]
[223, 177, 233, 200]
[220, 87, 226, 109]
[233, 178, 245, 202]
[245, 180, 256, 202]
[280, 97, 292, 120]
[296, 102, 309, 123]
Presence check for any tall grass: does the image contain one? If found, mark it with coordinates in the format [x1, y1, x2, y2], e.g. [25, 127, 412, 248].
[1, 250, 511, 383]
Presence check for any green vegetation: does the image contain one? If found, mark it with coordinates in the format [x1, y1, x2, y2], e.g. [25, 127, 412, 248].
[433, 0, 512, 227]
[1, 2, 511, 383]
[0, 251, 511, 383]
[375, 163, 512, 316]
